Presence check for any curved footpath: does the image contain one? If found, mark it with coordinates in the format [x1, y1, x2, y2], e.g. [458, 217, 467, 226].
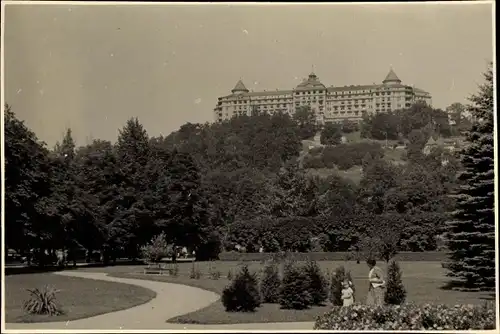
[5, 271, 314, 331]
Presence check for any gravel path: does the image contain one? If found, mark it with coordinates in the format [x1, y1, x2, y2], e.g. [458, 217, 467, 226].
[4, 271, 314, 330]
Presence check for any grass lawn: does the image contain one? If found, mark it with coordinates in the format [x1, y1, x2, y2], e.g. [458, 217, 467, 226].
[99, 261, 493, 325]
[4, 273, 156, 323]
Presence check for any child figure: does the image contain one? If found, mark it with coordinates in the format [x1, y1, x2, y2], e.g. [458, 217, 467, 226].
[341, 279, 354, 306]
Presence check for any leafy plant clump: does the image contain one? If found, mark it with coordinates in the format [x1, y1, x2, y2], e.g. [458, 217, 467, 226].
[260, 262, 281, 303]
[221, 265, 261, 312]
[23, 285, 63, 316]
[279, 262, 312, 310]
[314, 303, 496, 330]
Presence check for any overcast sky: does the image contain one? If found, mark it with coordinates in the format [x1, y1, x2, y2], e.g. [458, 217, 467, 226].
[3, 3, 494, 147]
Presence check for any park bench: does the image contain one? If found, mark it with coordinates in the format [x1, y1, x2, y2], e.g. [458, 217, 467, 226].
[143, 263, 168, 275]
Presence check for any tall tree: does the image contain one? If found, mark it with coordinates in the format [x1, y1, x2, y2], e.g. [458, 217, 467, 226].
[112, 118, 153, 259]
[445, 63, 494, 290]
[4, 105, 54, 263]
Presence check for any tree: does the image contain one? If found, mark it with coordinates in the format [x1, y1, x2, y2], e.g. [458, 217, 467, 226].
[161, 148, 211, 253]
[4, 105, 54, 263]
[406, 129, 429, 163]
[279, 262, 312, 309]
[293, 105, 317, 140]
[222, 265, 261, 312]
[111, 117, 153, 260]
[384, 260, 406, 305]
[320, 123, 342, 145]
[260, 262, 281, 303]
[445, 63, 495, 290]
[304, 260, 328, 305]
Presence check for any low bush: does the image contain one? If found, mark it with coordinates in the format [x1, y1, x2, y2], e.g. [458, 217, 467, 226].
[304, 260, 328, 306]
[23, 285, 63, 316]
[221, 265, 261, 312]
[189, 263, 202, 279]
[279, 262, 312, 310]
[385, 260, 406, 305]
[169, 264, 179, 277]
[210, 270, 221, 280]
[314, 303, 496, 330]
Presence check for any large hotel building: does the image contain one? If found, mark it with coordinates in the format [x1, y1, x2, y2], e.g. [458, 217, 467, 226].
[213, 68, 432, 124]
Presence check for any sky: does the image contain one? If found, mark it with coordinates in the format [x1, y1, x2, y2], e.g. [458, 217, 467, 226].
[2, 2, 494, 147]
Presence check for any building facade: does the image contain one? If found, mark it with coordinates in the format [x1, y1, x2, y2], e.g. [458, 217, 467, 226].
[213, 69, 432, 124]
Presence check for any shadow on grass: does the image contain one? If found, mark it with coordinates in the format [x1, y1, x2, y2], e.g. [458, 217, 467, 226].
[5, 260, 145, 276]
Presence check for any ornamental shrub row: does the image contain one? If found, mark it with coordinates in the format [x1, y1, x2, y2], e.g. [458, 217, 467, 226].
[314, 303, 496, 330]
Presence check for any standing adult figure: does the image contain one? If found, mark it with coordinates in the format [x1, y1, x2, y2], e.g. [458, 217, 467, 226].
[366, 258, 385, 306]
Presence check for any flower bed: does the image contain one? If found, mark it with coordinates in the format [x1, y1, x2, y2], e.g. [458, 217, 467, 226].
[314, 303, 496, 330]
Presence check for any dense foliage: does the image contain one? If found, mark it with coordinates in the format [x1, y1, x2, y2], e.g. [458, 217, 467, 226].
[314, 303, 496, 330]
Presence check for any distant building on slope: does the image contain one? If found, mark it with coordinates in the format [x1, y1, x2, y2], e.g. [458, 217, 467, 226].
[213, 68, 432, 125]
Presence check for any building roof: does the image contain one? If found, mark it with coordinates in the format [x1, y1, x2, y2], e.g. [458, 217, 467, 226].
[295, 72, 327, 90]
[414, 87, 430, 95]
[383, 68, 402, 84]
[231, 80, 249, 93]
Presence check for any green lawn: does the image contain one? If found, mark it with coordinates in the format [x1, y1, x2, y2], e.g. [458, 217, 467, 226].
[97, 261, 493, 325]
[4, 273, 156, 323]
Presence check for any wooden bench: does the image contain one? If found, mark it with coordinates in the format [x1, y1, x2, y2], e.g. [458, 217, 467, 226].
[143, 264, 167, 275]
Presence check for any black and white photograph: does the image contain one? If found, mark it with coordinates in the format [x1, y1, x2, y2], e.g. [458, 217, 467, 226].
[1, 1, 497, 331]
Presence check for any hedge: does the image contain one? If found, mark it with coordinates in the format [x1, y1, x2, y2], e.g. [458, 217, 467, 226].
[314, 303, 496, 330]
[218, 251, 447, 262]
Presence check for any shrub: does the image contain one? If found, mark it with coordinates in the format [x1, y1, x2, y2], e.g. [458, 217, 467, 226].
[210, 270, 221, 280]
[23, 285, 63, 316]
[329, 265, 345, 306]
[189, 263, 202, 279]
[260, 262, 281, 303]
[314, 303, 496, 330]
[221, 265, 261, 312]
[384, 260, 406, 305]
[304, 260, 328, 305]
[141, 232, 169, 264]
[279, 262, 312, 310]
[169, 264, 179, 277]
